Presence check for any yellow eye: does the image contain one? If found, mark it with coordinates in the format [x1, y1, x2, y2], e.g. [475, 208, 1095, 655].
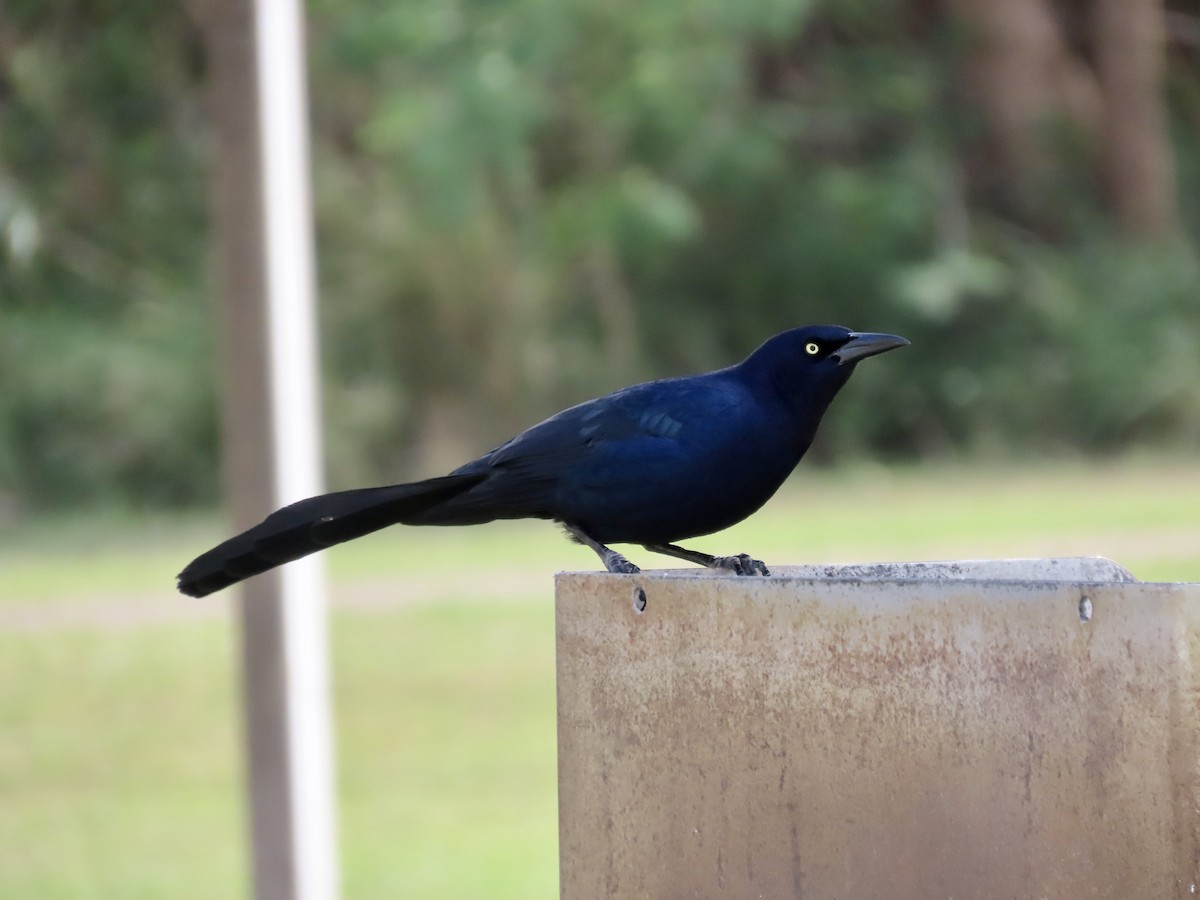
[805, 342, 820, 356]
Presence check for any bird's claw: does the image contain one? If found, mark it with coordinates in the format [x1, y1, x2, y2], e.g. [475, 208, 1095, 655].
[711, 554, 770, 576]
[603, 550, 641, 574]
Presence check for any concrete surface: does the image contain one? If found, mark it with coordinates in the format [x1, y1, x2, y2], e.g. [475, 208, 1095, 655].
[555, 561, 1200, 899]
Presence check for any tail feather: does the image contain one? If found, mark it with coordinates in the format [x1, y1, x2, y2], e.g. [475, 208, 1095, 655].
[177, 473, 485, 598]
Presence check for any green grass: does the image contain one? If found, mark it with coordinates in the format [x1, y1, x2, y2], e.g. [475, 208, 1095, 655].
[0, 459, 1197, 897]
[0, 601, 557, 900]
[336, 603, 557, 900]
[0, 620, 247, 898]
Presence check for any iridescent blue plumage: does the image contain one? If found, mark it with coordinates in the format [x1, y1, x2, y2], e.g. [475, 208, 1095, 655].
[177, 325, 907, 595]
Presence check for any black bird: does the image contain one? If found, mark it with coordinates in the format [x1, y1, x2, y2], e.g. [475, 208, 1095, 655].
[177, 325, 907, 597]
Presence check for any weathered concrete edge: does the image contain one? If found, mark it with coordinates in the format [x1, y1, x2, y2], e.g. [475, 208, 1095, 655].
[557, 556, 1150, 585]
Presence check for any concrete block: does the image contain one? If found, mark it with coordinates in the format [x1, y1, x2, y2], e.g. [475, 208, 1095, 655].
[555, 561, 1200, 899]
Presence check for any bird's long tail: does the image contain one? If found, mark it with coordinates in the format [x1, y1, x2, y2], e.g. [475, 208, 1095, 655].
[177, 472, 486, 598]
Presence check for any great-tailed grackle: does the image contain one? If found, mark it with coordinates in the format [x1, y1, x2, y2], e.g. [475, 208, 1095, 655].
[177, 325, 907, 597]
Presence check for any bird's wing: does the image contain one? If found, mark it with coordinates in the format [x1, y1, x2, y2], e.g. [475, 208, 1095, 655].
[491, 374, 749, 469]
[546, 375, 801, 541]
[422, 375, 749, 525]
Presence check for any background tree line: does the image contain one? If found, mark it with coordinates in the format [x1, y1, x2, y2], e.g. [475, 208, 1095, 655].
[1, 0, 1198, 513]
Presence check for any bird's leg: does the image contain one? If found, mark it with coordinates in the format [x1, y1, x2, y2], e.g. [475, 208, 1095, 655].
[643, 542, 770, 576]
[563, 523, 641, 574]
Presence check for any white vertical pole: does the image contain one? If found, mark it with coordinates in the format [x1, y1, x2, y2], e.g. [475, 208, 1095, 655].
[254, 1, 339, 898]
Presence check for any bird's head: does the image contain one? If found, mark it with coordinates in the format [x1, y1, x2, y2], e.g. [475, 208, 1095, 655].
[741, 324, 910, 415]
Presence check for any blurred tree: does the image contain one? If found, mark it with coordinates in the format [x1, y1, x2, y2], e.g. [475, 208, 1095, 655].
[0, 0, 1197, 512]
[944, 0, 1176, 238]
[0, 0, 216, 511]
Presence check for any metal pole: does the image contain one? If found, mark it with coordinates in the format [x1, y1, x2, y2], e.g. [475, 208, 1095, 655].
[254, 0, 339, 896]
[207, 0, 339, 897]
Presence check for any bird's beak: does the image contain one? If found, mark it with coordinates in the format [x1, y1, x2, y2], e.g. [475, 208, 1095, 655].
[834, 332, 910, 366]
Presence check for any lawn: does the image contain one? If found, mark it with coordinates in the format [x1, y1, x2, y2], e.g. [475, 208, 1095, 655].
[0, 459, 1196, 898]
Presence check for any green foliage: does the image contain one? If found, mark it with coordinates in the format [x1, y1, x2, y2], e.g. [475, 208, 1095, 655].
[1, 0, 1198, 510]
[0, 1, 215, 511]
[1, 287, 219, 505]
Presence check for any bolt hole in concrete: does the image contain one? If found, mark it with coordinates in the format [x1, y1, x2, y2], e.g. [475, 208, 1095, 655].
[632, 587, 647, 614]
[1079, 595, 1093, 623]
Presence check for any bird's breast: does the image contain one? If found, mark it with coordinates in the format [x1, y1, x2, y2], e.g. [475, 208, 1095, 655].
[558, 422, 803, 544]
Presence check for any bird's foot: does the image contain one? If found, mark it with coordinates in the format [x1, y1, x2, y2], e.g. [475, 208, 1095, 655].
[563, 522, 642, 574]
[709, 554, 770, 576]
[642, 542, 769, 576]
[602, 550, 641, 575]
